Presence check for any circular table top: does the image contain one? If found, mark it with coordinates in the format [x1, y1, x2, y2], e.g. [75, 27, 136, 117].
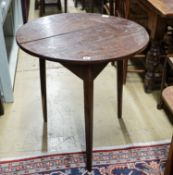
[16, 13, 149, 64]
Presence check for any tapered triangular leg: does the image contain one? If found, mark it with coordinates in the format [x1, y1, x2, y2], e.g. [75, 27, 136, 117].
[39, 59, 47, 123]
[117, 60, 123, 119]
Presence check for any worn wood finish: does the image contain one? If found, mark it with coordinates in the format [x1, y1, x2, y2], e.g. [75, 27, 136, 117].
[162, 86, 173, 113]
[137, 0, 173, 92]
[158, 56, 173, 175]
[160, 82, 173, 175]
[16, 13, 149, 171]
[16, 13, 149, 64]
[143, 0, 173, 17]
[157, 56, 173, 109]
[158, 57, 173, 110]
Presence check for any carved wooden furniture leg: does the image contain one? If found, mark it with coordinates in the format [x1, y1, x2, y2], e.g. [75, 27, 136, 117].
[39, 59, 47, 123]
[144, 41, 163, 92]
[157, 57, 168, 109]
[143, 11, 167, 92]
[117, 60, 123, 118]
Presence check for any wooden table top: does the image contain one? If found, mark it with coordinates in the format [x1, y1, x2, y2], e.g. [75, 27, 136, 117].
[139, 0, 173, 17]
[16, 13, 149, 64]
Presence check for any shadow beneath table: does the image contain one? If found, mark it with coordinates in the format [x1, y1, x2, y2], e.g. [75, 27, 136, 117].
[118, 118, 133, 144]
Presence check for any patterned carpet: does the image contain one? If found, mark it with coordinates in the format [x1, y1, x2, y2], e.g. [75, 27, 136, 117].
[0, 142, 169, 175]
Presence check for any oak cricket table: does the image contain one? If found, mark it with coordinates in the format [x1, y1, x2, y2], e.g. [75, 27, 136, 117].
[16, 13, 149, 172]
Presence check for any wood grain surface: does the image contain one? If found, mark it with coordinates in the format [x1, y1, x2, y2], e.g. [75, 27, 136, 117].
[142, 0, 173, 17]
[16, 13, 149, 64]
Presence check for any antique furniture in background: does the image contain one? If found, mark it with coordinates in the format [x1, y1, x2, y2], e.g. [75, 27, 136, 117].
[71, 0, 173, 90]
[158, 57, 173, 109]
[137, 0, 173, 92]
[35, 0, 67, 16]
[75, 0, 148, 84]
[21, 0, 30, 23]
[123, 0, 149, 84]
[158, 61, 173, 174]
[75, 0, 121, 14]
[109, 0, 147, 84]
[112, 0, 173, 88]
[16, 13, 149, 172]
[157, 55, 173, 175]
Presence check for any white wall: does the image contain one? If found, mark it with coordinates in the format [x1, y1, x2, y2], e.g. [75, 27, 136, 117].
[0, 0, 23, 102]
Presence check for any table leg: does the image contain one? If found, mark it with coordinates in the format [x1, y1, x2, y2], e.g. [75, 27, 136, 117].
[64, 0, 67, 13]
[61, 63, 107, 172]
[39, 59, 47, 123]
[0, 96, 4, 116]
[117, 60, 123, 118]
[83, 71, 94, 172]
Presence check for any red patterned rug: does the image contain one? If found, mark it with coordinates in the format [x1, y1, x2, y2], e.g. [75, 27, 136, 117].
[0, 142, 170, 175]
